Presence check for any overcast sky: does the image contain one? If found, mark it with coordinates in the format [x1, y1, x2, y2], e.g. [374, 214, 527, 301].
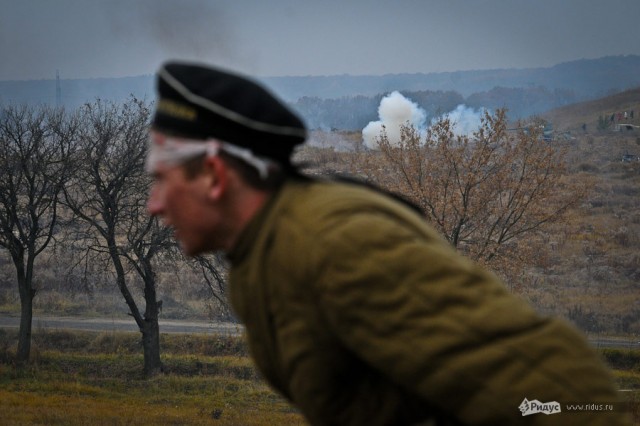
[2, 0, 639, 81]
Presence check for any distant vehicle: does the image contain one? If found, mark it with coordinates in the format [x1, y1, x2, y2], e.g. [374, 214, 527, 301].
[621, 153, 639, 162]
[616, 124, 640, 131]
[507, 121, 553, 141]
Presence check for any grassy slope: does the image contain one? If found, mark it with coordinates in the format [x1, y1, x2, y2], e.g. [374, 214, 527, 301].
[542, 87, 640, 133]
[531, 88, 640, 333]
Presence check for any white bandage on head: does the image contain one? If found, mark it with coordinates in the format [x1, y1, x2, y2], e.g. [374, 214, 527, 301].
[146, 134, 273, 179]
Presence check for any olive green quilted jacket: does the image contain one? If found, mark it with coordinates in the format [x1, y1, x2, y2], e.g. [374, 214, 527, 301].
[228, 179, 629, 426]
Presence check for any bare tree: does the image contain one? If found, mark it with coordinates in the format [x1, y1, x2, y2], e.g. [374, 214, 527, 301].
[192, 254, 233, 321]
[64, 98, 172, 376]
[352, 109, 586, 281]
[0, 105, 78, 362]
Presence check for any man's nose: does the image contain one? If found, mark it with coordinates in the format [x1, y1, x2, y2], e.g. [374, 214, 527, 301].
[147, 188, 163, 217]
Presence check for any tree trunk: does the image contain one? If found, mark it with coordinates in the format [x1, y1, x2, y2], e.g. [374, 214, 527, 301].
[141, 272, 162, 377]
[107, 240, 163, 376]
[17, 285, 34, 363]
[141, 315, 162, 377]
[16, 264, 34, 363]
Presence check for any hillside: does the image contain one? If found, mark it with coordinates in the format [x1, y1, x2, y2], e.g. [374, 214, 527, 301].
[542, 86, 640, 133]
[265, 55, 640, 100]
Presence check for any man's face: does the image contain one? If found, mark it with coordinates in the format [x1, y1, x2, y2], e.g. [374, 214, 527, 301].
[147, 136, 218, 256]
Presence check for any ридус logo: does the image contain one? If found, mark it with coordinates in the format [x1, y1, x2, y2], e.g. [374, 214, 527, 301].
[519, 398, 562, 416]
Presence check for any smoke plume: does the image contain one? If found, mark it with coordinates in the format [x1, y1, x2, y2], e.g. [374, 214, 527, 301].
[434, 104, 485, 137]
[362, 91, 426, 149]
[362, 91, 485, 149]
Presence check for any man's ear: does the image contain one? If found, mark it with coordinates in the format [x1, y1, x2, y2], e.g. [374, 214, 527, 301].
[203, 155, 228, 200]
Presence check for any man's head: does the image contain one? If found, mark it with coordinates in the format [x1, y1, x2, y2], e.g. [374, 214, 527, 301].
[151, 61, 307, 168]
[146, 61, 307, 255]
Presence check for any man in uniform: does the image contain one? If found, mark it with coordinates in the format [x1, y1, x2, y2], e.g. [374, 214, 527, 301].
[146, 61, 630, 425]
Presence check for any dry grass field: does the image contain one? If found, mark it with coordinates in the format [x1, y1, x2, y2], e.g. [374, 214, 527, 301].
[530, 89, 640, 333]
[0, 329, 306, 426]
[0, 328, 638, 425]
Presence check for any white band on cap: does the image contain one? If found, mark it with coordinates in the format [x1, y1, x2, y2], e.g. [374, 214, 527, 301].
[146, 135, 273, 179]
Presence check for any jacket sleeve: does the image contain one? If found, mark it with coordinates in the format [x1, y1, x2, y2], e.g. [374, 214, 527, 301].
[313, 211, 627, 425]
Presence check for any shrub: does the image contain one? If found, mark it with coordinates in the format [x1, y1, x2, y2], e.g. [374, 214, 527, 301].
[601, 348, 640, 371]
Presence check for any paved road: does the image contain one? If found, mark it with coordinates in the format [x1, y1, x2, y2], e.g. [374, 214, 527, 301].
[587, 337, 640, 350]
[0, 315, 242, 336]
[0, 315, 638, 349]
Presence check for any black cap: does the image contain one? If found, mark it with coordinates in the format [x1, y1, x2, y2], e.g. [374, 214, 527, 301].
[152, 61, 307, 164]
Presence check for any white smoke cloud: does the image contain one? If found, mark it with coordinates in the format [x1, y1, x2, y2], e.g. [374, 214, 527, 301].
[362, 91, 426, 149]
[435, 104, 485, 137]
[362, 93, 486, 150]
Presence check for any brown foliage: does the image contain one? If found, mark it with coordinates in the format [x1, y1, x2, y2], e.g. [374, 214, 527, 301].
[350, 109, 588, 281]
